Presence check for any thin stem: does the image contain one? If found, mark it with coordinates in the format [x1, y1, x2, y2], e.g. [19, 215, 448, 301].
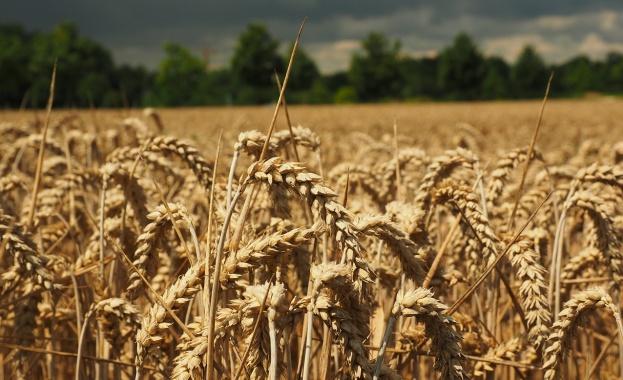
[203, 130, 222, 317]
[393, 116, 402, 201]
[229, 18, 306, 253]
[274, 70, 300, 162]
[26, 59, 56, 230]
[448, 191, 553, 315]
[423, 215, 461, 288]
[226, 151, 239, 209]
[99, 179, 107, 284]
[373, 314, 397, 380]
[233, 280, 274, 380]
[549, 184, 575, 317]
[506, 72, 553, 232]
[302, 300, 315, 380]
[76, 310, 93, 380]
[207, 184, 247, 380]
[268, 309, 278, 380]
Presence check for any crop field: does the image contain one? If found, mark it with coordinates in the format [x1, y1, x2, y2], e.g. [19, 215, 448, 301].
[1, 98, 623, 379]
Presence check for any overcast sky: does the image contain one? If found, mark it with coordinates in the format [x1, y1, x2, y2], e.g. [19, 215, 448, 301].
[2, 1, 623, 73]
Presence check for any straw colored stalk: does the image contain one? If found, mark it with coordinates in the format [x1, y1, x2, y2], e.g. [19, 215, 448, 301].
[502, 235, 551, 347]
[385, 287, 469, 380]
[542, 287, 623, 380]
[353, 214, 426, 283]
[220, 225, 323, 289]
[135, 263, 205, 372]
[245, 157, 374, 284]
[303, 263, 398, 380]
[126, 202, 189, 299]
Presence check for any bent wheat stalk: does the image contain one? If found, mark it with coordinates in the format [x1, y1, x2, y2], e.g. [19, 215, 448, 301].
[376, 287, 469, 380]
[542, 287, 623, 380]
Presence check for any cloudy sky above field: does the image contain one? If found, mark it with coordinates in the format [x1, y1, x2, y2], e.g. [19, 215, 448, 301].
[2, 1, 623, 73]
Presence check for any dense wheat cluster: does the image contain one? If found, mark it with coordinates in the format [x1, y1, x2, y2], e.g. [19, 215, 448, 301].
[1, 101, 623, 380]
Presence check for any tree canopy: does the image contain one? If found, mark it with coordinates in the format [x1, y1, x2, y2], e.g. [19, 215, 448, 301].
[511, 45, 548, 98]
[230, 23, 283, 104]
[153, 42, 209, 106]
[0, 21, 150, 108]
[437, 33, 485, 100]
[1, 21, 622, 108]
[349, 32, 404, 102]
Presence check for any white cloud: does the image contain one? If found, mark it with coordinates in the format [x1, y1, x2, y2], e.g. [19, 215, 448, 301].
[307, 40, 360, 73]
[600, 11, 617, 31]
[578, 33, 623, 58]
[305, 8, 623, 72]
[11, 1, 623, 71]
[457, 10, 623, 63]
[482, 35, 554, 62]
[532, 14, 578, 30]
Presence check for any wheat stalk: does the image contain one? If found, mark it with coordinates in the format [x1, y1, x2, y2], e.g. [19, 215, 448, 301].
[354, 214, 426, 282]
[135, 263, 204, 372]
[246, 157, 374, 283]
[126, 203, 188, 298]
[502, 235, 551, 346]
[387, 287, 469, 380]
[542, 287, 623, 380]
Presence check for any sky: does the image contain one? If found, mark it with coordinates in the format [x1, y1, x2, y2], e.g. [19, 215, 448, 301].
[2, 1, 623, 74]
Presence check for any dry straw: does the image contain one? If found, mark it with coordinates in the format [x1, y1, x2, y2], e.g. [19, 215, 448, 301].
[542, 287, 623, 380]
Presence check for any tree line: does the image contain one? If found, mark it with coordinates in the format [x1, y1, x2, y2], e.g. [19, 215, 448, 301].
[1, 21, 623, 108]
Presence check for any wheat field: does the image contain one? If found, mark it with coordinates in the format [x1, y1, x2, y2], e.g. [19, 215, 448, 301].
[1, 98, 623, 379]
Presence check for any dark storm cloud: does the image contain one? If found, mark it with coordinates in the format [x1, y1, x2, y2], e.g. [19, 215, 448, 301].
[2, 1, 622, 73]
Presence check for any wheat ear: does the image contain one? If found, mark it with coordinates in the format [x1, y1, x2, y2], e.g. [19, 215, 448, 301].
[135, 263, 204, 372]
[386, 287, 469, 380]
[126, 203, 187, 299]
[246, 157, 374, 283]
[354, 214, 426, 283]
[503, 235, 551, 347]
[542, 287, 623, 380]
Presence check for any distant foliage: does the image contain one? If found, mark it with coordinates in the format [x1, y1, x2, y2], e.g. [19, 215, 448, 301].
[0, 22, 151, 108]
[349, 32, 404, 102]
[154, 43, 210, 106]
[230, 23, 284, 104]
[481, 56, 511, 100]
[1, 21, 623, 107]
[437, 33, 486, 101]
[512, 45, 549, 99]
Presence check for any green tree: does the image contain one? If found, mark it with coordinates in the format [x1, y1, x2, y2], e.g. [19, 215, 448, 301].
[27, 22, 116, 107]
[316, 71, 349, 104]
[481, 56, 510, 100]
[605, 52, 623, 93]
[285, 43, 320, 91]
[324, 72, 349, 94]
[401, 56, 440, 100]
[0, 24, 34, 107]
[230, 23, 283, 104]
[511, 45, 548, 99]
[115, 64, 154, 108]
[437, 32, 485, 100]
[334, 86, 358, 104]
[73, 36, 117, 106]
[561, 55, 594, 96]
[204, 69, 234, 105]
[308, 80, 332, 104]
[349, 32, 403, 102]
[153, 42, 209, 106]
[284, 43, 321, 103]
